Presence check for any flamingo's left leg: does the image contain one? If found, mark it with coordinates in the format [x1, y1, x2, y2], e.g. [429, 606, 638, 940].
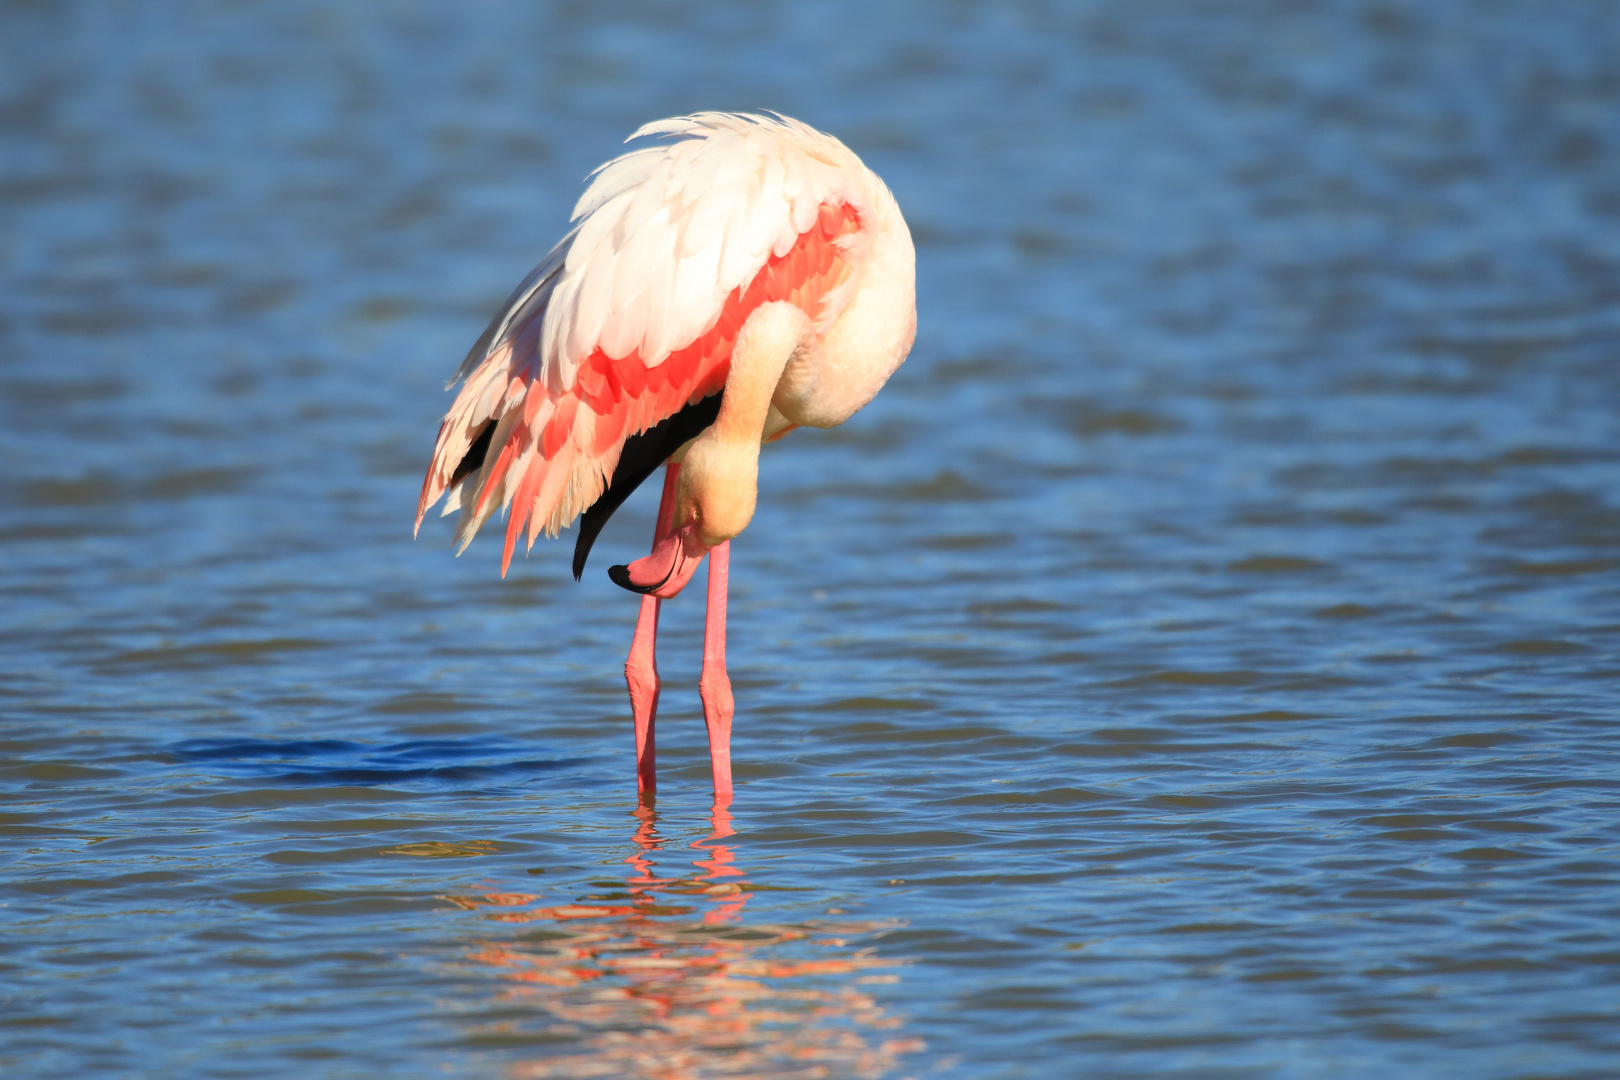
[699, 540, 735, 800]
[625, 463, 681, 797]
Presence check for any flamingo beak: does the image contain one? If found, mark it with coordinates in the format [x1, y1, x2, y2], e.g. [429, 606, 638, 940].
[608, 526, 709, 599]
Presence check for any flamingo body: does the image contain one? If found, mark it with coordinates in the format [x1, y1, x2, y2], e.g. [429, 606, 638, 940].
[418, 113, 915, 798]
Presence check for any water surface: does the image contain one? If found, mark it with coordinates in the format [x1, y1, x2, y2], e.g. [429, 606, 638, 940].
[4, 2, 1620, 1077]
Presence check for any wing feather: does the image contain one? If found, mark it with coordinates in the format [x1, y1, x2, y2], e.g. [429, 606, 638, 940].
[670, 230, 725, 339]
[572, 146, 663, 221]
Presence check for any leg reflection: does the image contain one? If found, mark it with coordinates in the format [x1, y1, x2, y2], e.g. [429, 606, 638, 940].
[690, 797, 747, 925]
[451, 801, 923, 1078]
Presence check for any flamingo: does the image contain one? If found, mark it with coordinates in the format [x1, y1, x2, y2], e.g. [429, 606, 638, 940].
[416, 113, 916, 801]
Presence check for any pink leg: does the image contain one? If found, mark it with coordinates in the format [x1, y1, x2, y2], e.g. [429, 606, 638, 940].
[699, 540, 735, 799]
[625, 464, 681, 797]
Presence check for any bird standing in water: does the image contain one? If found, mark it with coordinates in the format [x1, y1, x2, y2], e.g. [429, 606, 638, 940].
[417, 113, 916, 800]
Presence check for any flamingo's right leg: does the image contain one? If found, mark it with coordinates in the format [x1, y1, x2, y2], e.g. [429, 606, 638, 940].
[699, 540, 735, 801]
[625, 463, 681, 798]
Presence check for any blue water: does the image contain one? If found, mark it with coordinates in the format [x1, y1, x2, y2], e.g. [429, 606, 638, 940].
[5, 2, 1620, 1077]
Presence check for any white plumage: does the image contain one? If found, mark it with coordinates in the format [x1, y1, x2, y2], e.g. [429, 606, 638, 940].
[542, 113, 865, 385]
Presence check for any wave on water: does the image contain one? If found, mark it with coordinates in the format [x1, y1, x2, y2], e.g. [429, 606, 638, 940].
[166, 737, 591, 790]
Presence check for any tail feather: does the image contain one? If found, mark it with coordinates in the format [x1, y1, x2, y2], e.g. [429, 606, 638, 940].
[455, 403, 528, 553]
[502, 450, 550, 577]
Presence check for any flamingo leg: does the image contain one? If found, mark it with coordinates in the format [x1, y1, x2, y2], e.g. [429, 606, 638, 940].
[625, 463, 682, 797]
[699, 540, 735, 799]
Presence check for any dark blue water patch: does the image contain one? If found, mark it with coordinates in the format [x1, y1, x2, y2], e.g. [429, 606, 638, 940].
[165, 738, 591, 790]
[170, 739, 361, 761]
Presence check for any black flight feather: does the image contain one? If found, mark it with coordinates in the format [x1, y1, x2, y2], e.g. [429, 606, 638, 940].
[572, 392, 723, 580]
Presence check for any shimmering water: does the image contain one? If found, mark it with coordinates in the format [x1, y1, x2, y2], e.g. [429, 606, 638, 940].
[5, 2, 1620, 1077]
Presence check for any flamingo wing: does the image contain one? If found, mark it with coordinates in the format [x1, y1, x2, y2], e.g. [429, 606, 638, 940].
[417, 113, 871, 576]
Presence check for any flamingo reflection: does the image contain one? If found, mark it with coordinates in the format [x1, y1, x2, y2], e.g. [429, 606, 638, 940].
[447, 801, 922, 1079]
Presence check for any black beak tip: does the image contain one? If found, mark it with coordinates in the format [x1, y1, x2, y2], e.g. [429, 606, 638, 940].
[608, 563, 653, 594]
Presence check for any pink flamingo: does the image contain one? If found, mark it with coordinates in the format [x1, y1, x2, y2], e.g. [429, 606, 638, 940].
[417, 113, 916, 800]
